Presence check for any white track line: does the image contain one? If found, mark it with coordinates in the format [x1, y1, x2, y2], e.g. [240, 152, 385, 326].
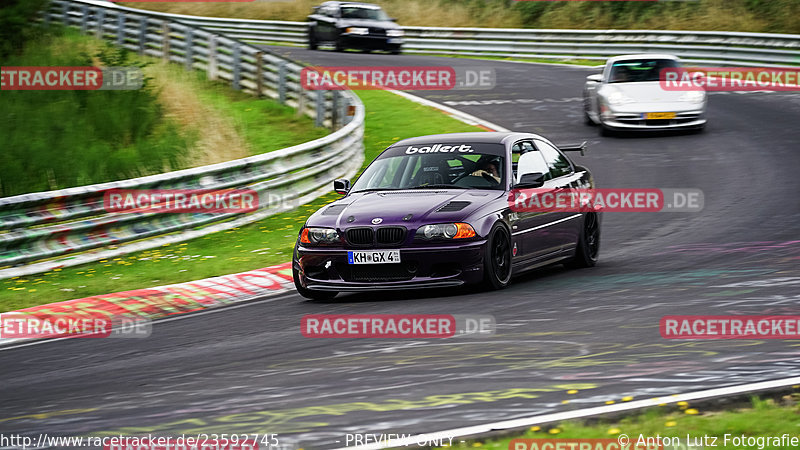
[336, 376, 800, 450]
[388, 90, 510, 132]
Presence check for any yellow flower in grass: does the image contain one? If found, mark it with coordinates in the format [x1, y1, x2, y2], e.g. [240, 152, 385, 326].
[665, 421, 677, 427]
[530, 426, 540, 432]
[684, 408, 699, 415]
[607, 428, 621, 435]
[548, 428, 561, 435]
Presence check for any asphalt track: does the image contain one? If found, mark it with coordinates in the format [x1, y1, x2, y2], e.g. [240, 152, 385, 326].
[1, 48, 799, 449]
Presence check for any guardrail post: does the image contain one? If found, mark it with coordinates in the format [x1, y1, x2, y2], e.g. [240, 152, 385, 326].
[161, 21, 171, 61]
[80, 4, 89, 34]
[278, 61, 287, 104]
[315, 91, 324, 127]
[297, 87, 306, 117]
[60, 1, 69, 26]
[185, 28, 194, 71]
[43, 4, 51, 27]
[331, 91, 339, 130]
[95, 8, 105, 40]
[208, 35, 218, 81]
[345, 98, 355, 125]
[116, 13, 125, 47]
[232, 43, 241, 90]
[340, 95, 348, 126]
[138, 17, 147, 54]
[255, 52, 264, 97]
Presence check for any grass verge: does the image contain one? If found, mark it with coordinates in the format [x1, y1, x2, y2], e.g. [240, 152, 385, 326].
[441, 394, 800, 450]
[0, 28, 326, 197]
[127, 0, 800, 34]
[0, 29, 191, 197]
[0, 89, 483, 311]
[149, 62, 328, 166]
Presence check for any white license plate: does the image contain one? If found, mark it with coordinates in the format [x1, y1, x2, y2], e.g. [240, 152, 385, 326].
[388, 38, 403, 44]
[348, 250, 401, 264]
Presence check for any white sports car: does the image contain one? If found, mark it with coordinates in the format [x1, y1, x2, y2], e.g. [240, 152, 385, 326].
[583, 54, 707, 135]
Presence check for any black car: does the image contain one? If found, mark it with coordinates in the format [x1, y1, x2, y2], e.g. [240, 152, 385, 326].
[307, 1, 404, 54]
[292, 132, 599, 300]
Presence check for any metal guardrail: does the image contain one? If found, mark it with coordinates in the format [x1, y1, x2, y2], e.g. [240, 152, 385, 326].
[153, 13, 800, 67]
[0, 0, 365, 278]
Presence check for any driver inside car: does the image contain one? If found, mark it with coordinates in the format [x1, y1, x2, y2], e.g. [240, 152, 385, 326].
[471, 159, 501, 184]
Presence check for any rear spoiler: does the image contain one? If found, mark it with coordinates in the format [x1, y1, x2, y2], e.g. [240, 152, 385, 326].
[559, 141, 587, 156]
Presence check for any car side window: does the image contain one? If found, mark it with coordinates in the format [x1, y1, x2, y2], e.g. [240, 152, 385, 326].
[534, 140, 572, 180]
[512, 140, 537, 180]
[321, 5, 337, 17]
[514, 148, 548, 185]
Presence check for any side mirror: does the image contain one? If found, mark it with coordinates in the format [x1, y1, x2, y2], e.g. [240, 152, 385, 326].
[586, 74, 603, 83]
[334, 178, 351, 194]
[389, 17, 397, 22]
[515, 172, 545, 189]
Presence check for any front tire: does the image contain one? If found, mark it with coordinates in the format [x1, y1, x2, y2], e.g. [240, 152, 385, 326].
[293, 266, 338, 300]
[583, 94, 595, 126]
[482, 223, 512, 290]
[584, 109, 594, 126]
[565, 212, 600, 268]
[307, 28, 318, 50]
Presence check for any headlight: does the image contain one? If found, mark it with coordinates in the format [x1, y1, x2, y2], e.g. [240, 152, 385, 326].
[300, 227, 341, 245]
[386, 29, 404, 37]
[679, 90, 706, 103]
[345, 27, 369, 35]
[605, 89, 636, 106]
[416, 223, 476, 240]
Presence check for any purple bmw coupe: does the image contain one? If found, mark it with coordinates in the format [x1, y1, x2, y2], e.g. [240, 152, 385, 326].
[292, 132, 599, 299]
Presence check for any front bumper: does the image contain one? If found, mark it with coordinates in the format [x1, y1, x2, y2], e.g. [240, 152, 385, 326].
[294, 241, 485, 291]
[602, 102, 706, 130]
[341, 34, 403, 50]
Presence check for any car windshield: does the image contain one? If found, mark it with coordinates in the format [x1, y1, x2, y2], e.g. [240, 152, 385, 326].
[340, 6, 390, 20]
[351, 144, 506, 192]
[608, 59, 680, 83]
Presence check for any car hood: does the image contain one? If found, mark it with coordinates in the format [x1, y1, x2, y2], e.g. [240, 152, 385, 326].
[338, 18, 400, 30]
[308, 189, 502, 229]
[603, 81, 687, 103]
